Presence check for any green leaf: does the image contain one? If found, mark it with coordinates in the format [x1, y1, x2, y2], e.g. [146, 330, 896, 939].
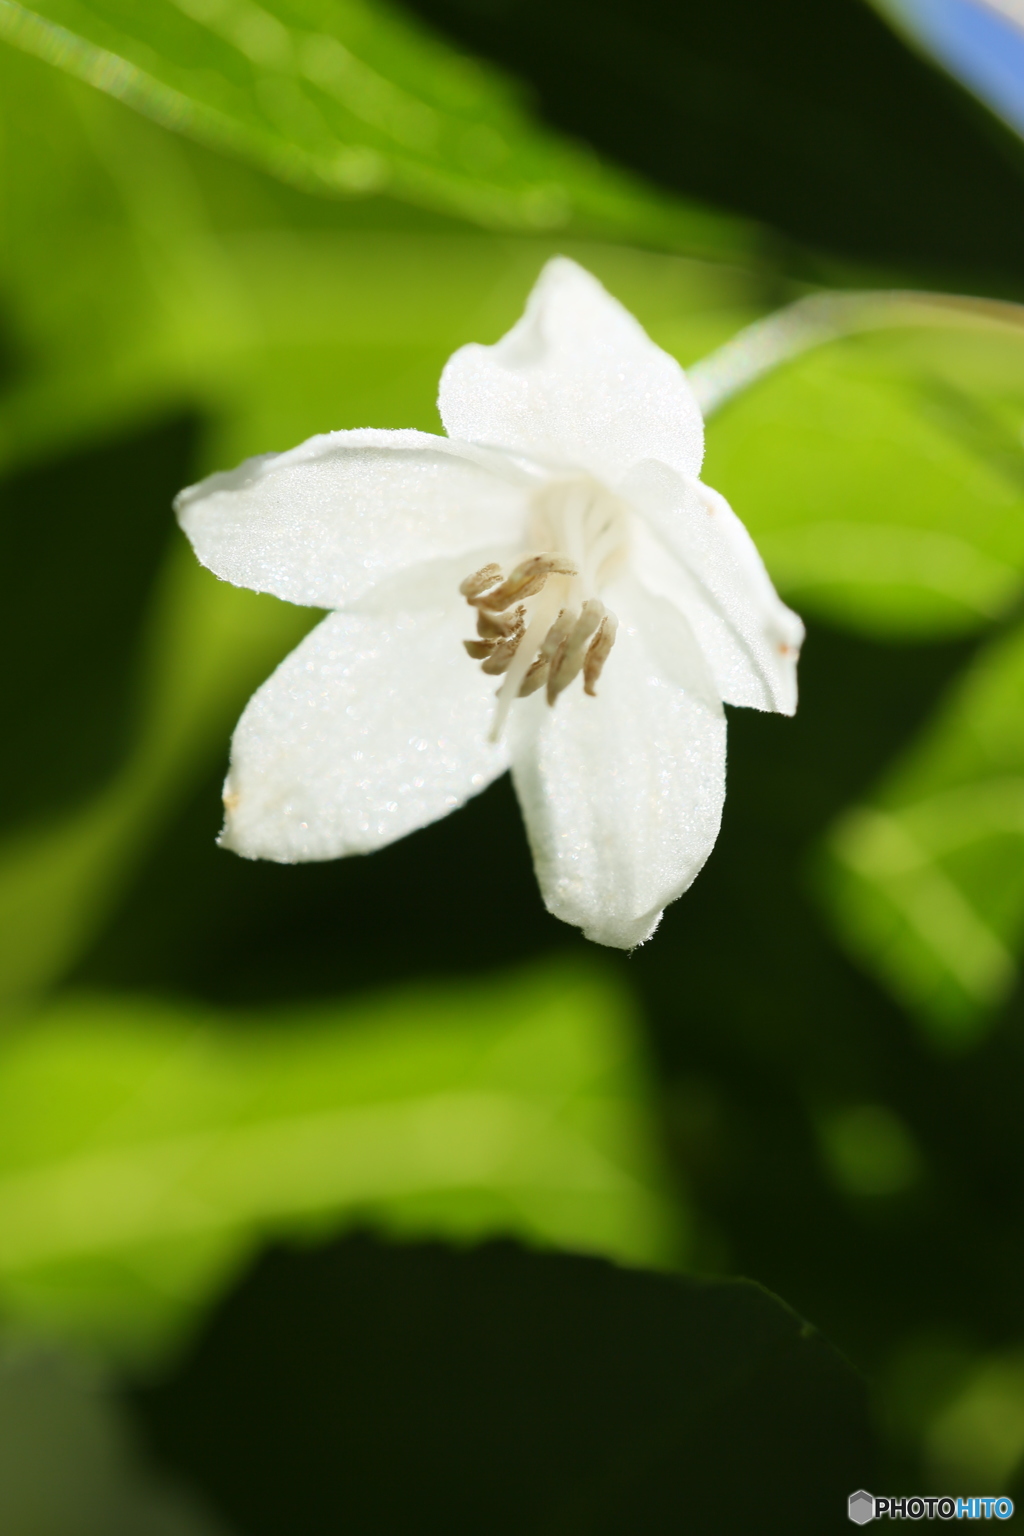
[692, 290, 1024, 1040]
[0, 545, 314, 1003]
[131, 1234, 874, 1533]
[703, 314, 1024, 639]
[0, 0, 750, 252]
[818, 619, 1024, 1044]
[0, 1341, 224, 1534]
[0, 45, 259, 471]
[0, 959, 680, 1358]
[926, 1348, 1024, 1491]
[0, 39, 760, 473]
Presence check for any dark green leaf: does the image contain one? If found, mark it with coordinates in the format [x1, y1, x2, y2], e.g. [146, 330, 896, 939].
[131, 1232, 874, 1535]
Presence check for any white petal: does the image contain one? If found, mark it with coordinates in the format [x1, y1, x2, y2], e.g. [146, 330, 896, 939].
[622, 460, 804, 715]
[509, 582, 726, 949]
[222, 601, 509, 861]
[439, 258, 705, 486]
[176, 429, 527, 609]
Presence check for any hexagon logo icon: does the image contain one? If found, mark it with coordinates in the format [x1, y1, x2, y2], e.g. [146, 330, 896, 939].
[848, 1490, 875, 1524]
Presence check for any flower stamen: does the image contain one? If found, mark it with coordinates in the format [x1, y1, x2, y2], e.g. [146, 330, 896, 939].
[518, 604, 574, 699]
[458, 563, 503, 601]
[481, 609, 528, 674]
[463, 638, 496, 660]
[547, 599, 606, 704]
[468, 553, 576, 615]
[517, 605, 568, 697]
[475, 607, 520, 640]
[460, 486, 627, 736]
[583, 613, 618, 696]
[518, 657, 549, 697]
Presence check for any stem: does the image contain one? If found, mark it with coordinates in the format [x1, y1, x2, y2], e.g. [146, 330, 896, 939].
[687, 289, 1024, 419]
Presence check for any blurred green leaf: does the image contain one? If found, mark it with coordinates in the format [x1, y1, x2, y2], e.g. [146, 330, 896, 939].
[817, 1102, 924, 1198]
[0, 545, 314, 1003]
[130, 1233, 874, 1534]
[0, 959, 679, 1358]
[694, 290, 1024, 1045]
[703, 318, 1024, 639]
[0, 1341, 226, 1535]
[0, 44, 257, 470]
[0, 40, 760, 471]
[0, 416, 192, 835]
[0, 0, 750, 252]
[819, 620, 1024, 1044]
[926, 1348, 1024, 1492]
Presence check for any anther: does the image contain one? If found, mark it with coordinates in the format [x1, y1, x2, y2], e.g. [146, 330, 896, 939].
[476, 604, 524, 641]
[516, 606, 572, 698]
[518, 659, 549, 697]
[481, 636, 523, 675]
[459, 563, 503, 600]
[457, 522, 619, 735]
[547, 600, 605, 704]
[463, 639, 496, 660]
[583, 612, 618, 696]
[474, 607, 526, 674]
[473, 554, 576, 614]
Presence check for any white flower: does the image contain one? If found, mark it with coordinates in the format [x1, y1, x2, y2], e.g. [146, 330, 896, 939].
[176, 258, 803, 949]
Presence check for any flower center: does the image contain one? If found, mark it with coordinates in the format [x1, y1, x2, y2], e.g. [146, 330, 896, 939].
[459, 477, 628, 740]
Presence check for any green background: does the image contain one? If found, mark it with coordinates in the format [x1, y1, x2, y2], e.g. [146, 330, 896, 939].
[4, 0, 1024, 1527]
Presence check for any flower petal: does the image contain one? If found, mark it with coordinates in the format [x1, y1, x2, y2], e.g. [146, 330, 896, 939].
[509, 582, 726, 949]
[438, 258, 705, 486]
[176, 429, 527, 610]
[623, 460, 804, 715]
[221, 601, 509, 861]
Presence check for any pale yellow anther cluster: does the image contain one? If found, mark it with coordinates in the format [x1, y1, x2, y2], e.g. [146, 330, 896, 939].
[459, 555, 618, 713]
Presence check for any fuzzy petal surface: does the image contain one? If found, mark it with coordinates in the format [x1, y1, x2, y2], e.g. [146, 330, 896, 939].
[509, 579, 726, 948]
[221, 601, 509, 861]
[439, 258, 704, 486]
[176, 429, 527, 610]
[623, 460, 804, 714]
